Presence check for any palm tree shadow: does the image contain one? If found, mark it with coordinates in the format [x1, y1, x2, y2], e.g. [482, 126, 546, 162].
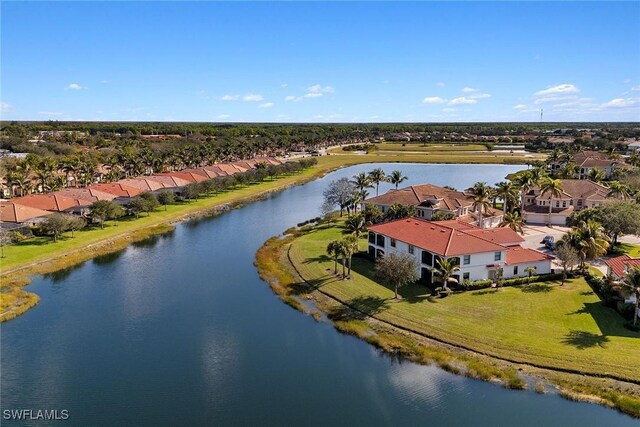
[561, 330, 609, 349]
[328, 295, 390, 321]
[303, 255, 330, 264]
[289, 275, 335, 295]
[521, 283, 554, 293]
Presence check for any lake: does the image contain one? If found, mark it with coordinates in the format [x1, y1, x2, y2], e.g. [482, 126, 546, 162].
[1, 163, 636, 426]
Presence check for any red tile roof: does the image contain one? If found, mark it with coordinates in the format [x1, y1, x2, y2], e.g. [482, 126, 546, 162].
[366, 183, 471, 211]
[159, 171, 209, 183]
[605, 255, 640, 278]
[505, 247, 554, 265]
[0, 201, 53, 223]
[117, 178, 166, 192]
[144, 175, 191, 188]
[368, 218, 506, 256]
[11, 194, 93, 212]
[56, 188, 117, 202]
[88, 183, 144, 197]
[465, 228, 525, 246]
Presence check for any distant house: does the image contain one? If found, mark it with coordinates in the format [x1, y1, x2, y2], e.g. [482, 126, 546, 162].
[143, 175, 191, 191]
[523, 179, 618, 225]
[367, 218, 553, 283]
[0, 201, 53, 229]
[363, 183, 503, 228]
[88, 183, 145, 203]
[550, 151, 630, 180]
[10, 193, 94, 215]
[57, 187, 117, 202]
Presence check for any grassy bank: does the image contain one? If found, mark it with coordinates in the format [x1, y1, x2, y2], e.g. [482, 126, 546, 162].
[0, 149, 540, 322]
[255, 221, 640, 418]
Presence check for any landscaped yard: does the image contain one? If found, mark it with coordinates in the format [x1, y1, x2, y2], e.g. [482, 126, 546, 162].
[288, 224, 640, 383]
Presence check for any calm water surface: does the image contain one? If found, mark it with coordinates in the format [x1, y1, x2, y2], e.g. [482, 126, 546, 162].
[2, 164, 636, 426]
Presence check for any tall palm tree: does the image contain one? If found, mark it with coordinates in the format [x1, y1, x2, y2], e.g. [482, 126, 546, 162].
[8, 169, 33, 196]
[468, 182, 493, 229]
[342, 235, 359, 278]
[431, 257, 460, 293]
[512, 170, 538, 208]
[326, 240, 344, 275]
[621, 266, 640, 326]
[388, 170, 408, 190]
[368, 168, 387, 196]
[345, 214, 366, 237]
[499, 211, 525, 235]
[587, 167, 605, 183]
[607, 181, 632, 199]
[561, 220, 610, 268]
[351, 172, 373, 200]
[539, 177, 563, 226]
[494, 181, 518, 214]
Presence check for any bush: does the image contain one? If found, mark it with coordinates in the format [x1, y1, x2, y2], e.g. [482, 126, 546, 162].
[617, 302, 636, 320]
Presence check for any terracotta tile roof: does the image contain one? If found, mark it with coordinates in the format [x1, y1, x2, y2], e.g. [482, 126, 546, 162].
[605, 255, 640, 278]
[11, 194, 93, 212]
[158, 171, 209, 183]
[368, 218, 505, 256]
[465, 228, 525, 246]
[182, 168, 214, 179]
[366, 183, 471, 210]
[0, 201, 53, 223]
[88, 183, 144, 197]
[144, 175, 191, 188]
[216, 164, 242, 175]
[202, 165, 228, 177]
[505, 247, 554, 265]
[523, 204, 574, 214]
[572, 151, 629, 169]
[117, 178, 166, 192]
[56, 188, 117, 202]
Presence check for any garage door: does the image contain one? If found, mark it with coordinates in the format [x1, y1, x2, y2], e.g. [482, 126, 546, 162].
[524, 213, 546, 224]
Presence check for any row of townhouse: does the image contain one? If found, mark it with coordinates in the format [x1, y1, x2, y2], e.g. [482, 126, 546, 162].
[363, 183, 504, 229]
[0, 158, 283, 230]
[548, 151, 630, 180]
[367, 218, 553, 284]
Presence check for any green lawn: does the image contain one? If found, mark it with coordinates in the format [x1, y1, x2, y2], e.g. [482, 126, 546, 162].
[289, 224, 640, 382]
[372, 142, 489, 152]
[613, 243, 640, 258]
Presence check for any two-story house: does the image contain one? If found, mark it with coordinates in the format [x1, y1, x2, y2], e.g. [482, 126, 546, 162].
[523, 179, 618, 225]
[367, 218, 553, 284]
[363, 183, 503, 228]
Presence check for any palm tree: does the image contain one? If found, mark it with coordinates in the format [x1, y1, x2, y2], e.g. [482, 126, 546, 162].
[499, 211, 525, 235]
[326, 240, 344, 275]
[539, 177, 563, 226]
[345, 214, 366, 237]
[558, 162, 579, 179]
[628, 151, 640, 167]
[351, 172, 373, 200]
[494, 181, 518, 214]
[621, 267, 640, 326]
[388, 170, 408, 190]
[512, 170, 539, 208]
[8, 169, 33, 196]
[342, 235, 359, 278]
[468, 182, 493, 229]
[368, 168, 387, 196]
[524, 266, 537, 283]
[431, 257, 460, 293]
[562, 220, 610, 268]
[607, 181, 632, 199]
[587, 167, 605, 183]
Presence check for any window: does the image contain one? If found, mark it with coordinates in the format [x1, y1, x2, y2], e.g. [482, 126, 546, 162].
[376, 235, 385, 247]
[368, 232, 376, 244]
[494, 251, 502, 261]
[562, 201, 567, 208]
[408, 245, 414, 255]
[421, 251, 433, 266]
[463, 255, 470, 265]
[390, 238, 396, 248]
[463, 272, 470, 280]
[513, 266, 518, 275]
[555, 201, 560, 208]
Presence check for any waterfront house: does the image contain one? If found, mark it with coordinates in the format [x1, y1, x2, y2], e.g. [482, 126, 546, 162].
[0, 201, 53, 229]
[367, 218, 553, 284]
[604, 255, 640, 311]
[363, 183, 503, 228]
[10, 193, 94, 215]
[522, 179, 618, 225]
[549, 151, 629, 180]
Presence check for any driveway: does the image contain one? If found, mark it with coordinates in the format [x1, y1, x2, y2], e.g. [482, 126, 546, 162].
[520, 225, 570, 270]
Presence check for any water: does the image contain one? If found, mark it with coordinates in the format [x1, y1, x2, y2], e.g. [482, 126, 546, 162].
[1, 164, 635, 426]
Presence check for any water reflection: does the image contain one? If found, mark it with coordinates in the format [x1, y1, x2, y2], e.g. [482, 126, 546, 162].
[93, 249, 126, 266]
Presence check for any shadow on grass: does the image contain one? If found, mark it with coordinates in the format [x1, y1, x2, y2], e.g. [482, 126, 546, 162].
[569, 302, 640, 338]
[303, 255, 330, 264]
[521, 283, 554, 293]
[580, 290, 595, 296]
[471, 289, 499, 296]
[328, 296, 390, 321]
[289, 275, 337, 295]
[561, 330, 609, 349]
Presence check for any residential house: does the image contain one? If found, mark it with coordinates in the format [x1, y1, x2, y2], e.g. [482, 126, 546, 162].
[551, 151, 630, 179]
[363, 183, 503, 228]
[367, 218, 553, 283]
[0, 201, 53, 229]
[604, 255, 640, 310]
[88, 183, 145, 203]
[10, 193, 94, 216]
[523, 179, 617, 225]
[56, 187, 117, 202]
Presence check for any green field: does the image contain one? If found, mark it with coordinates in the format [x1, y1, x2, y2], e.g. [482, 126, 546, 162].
[288, 224, 640, 383]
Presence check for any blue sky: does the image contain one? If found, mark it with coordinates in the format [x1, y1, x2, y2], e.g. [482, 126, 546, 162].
[1, 1, 639, 122]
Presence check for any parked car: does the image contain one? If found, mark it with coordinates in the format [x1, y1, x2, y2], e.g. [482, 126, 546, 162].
[541, 235, 554, 245]
[545, 240, 556, 250]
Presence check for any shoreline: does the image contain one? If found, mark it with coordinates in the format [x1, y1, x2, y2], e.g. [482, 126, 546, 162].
[254, 224, 640, 419]
[0, 152, 538, 322]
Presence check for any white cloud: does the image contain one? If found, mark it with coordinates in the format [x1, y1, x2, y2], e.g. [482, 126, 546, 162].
[461, 87, 478, 93]
[66, 83, 86, 90]
[307, 84, 334, 94]
[284, 95, 301, 102]
[469, 92, 491, 99]
[449, 97, 477, 105]
[303, 92, 323, 98]
[220, 94, 240, 101]
[435, 82, 445, 87]
[1, 102, 12, 112]
[422, 96, 446, 104]
[259, 102, 274, 108]
[602, 98, 637, 108]
[632, 85, 640, 92]
[39, 111, 64, 116]
[100, 80, 109, 84]
[242, 93, 264, 102]
[534, 83, 579, 97]
[217, 114, 231, 119]
[513, 104, 528, 110]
